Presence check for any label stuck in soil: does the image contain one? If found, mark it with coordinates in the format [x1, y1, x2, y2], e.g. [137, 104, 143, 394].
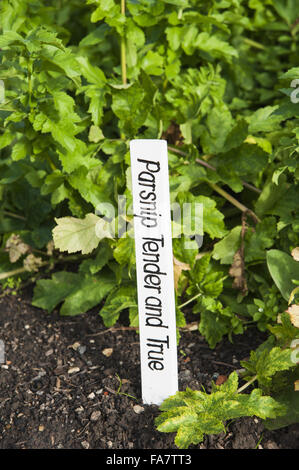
[130, 139, 178, 405]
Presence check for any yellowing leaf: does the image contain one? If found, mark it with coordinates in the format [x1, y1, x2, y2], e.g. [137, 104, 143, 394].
[156, 372, 285, 449]
[53, 213, 111, 255]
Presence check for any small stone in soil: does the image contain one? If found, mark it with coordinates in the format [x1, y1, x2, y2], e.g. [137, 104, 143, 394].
[133, 405, 144, 414]
[68, 367, 80, 374]
[90, 410, 101, 421]
[102, 348, 113, 357]
[179, 369, 191, 379]
[75, 406, 84, 413]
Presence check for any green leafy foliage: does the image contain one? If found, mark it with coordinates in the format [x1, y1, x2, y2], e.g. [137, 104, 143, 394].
[1, 0, 299, 449]
[53, 214, 112, 255]
[265, 388, 299, 430]
[267, 250, 299, 301]
[241, 345, 295, 393]
[32, 269, 115, 315]
[100, 284, 137, 327]
[156, 371, 285, 448]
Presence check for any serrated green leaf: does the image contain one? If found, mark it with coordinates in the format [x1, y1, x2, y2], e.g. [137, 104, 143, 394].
[79, 24, 109, 47]
[53, 213, 107, 255]
[265, 388, 299, 430]
[60, 271, 115, 316]
[76, 56, 106, 86]
[99, 284, 138, 327]
[247, 106, 282, 133]
[11, 139, 28, 161]
[88, 125, 104, 143]
[32, 270, 115, 316]
[195, 32, 238, 62]
[79, 243, 113, 275]
[245, 217, 276, 262]
[0, 31, 24, 48]
[32, 271, 81, 312]
[212, 226, 242, 264]
[156, 371, 285, 448]
[241, 346, 294, 390]
[198, 309, 230, 349]
[113, 236, 135, 266]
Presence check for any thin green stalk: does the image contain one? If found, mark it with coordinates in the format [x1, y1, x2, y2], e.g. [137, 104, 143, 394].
[208, 182, 261, 223]
[0, 266, 31, 280]
[243, 38, 266, 50]
[27, 58, 33, 108]
[237, 374, 258, 394]
[255, 433, 264, 449]
[121, 0, 127, 86]
[208, 182, 249, 213]
[168, 146, 261, 194]
[2, 210, 26, 221]
[46, 155, 57, 171]
[115, 373, 137, 400]
[178, 291, 202, 309]
[120, 0, 127, 141]
[169, 145, 261, 221]
[0, 255, 85, 281]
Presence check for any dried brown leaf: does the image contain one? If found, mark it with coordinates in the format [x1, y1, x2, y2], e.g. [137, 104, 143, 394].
[229, 249, 247, 295]
[5, 234, 30, 263]
[23, 254, 43, 272]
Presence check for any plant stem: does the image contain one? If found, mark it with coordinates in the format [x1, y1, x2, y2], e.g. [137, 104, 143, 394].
[46, 155, 57, 171]
[178, 291, 201, 309]
[2, 210, 26, 221]
[121, 0, 127, 86]
[27, 58, 33, 108]
[208, 182, 261, 223]
[209, 182, 249, 212]
[237, 374, 258, 393]
[169, 143, 261, 221]
[168, 146, 261, 194]
[0, 255, 84, 281]
[243, 38, 266, 50]
[0, 266, 32, 280]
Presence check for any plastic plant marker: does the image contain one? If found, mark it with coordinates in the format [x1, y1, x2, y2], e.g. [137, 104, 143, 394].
[130, 139, 178, 405]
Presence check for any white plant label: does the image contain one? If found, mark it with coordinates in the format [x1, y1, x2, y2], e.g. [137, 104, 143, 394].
[130, 139, 178, 405]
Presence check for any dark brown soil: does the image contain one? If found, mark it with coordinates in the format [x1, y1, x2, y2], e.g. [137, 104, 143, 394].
[0, 292, 298, 449]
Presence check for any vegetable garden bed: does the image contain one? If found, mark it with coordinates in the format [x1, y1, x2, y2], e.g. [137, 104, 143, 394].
[1, 0, 299, 451]
[0, 292, 298, 449]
